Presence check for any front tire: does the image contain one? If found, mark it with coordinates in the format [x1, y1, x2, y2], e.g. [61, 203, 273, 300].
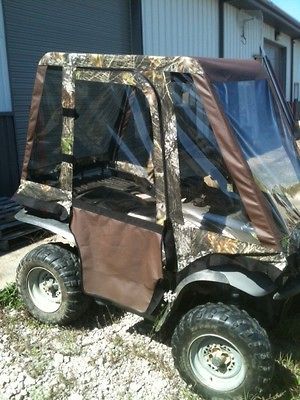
[16, 243, 90, 325]
[171, 303, 274, 400]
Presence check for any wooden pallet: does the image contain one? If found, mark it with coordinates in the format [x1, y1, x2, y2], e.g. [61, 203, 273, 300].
[0, 197, 39, 252]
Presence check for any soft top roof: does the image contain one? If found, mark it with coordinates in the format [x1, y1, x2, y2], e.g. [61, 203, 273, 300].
[39, 52, 268, 83]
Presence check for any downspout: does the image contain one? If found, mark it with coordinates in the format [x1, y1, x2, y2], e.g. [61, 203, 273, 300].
[291, 37, 294, 104]
[219, 0, 225, 58]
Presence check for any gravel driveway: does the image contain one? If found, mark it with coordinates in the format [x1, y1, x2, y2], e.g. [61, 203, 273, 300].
[1, 240, 300, 400]
[0, 303, 197, 400]
[0, 236, 198, 400]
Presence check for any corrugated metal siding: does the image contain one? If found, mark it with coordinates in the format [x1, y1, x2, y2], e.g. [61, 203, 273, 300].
[141, 0, 219, 57]
[0, 0, 11, 112]
[0, 115, 19, 196]
[2, 0, 133, 168]
[263, 23, 291, 99]
[224, 3, 262, 59]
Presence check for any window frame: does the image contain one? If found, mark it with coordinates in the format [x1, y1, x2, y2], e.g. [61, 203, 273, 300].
[70, 68, 166, 226]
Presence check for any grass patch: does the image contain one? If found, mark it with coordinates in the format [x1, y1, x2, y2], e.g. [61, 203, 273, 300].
[53, 329, 81, 356]
[175, 387, 200, 400]
[0, 283, 23, 309]
[28, 387, 52, 400]
[25, 353, 48, 379]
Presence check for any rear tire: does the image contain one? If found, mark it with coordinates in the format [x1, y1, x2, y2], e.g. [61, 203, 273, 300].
[16, 243, 90, 325]
[171, 303, 274, 400]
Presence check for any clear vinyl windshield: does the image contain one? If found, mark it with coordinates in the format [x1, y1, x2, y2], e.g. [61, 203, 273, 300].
[170, 73, 258, 244]
[213, 79, 300, 232]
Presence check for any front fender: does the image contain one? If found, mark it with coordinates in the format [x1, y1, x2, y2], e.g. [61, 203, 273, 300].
[176, 267, 276, 298]
[155, 266, 276, 331]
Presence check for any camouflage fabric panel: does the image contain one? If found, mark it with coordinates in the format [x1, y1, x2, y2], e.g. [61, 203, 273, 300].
[115, 161, 150, 181]
[62, 64, 75, 109]
[17, 180, 71, 206]
[39, 53, 203, 74]
[61, 117, 74, 155]
[173, 220, 280, 272]
[144, 70, 183, 223]
[59, 162, 73, 192]
[61, 66, 75, 156]
[59, 64, 76, 192]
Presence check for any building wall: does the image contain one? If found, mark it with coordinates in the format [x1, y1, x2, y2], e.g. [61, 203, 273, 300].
[141, 0, 297, 102]
[263, 23, 292, 100]
[141, 0, 219, 57]
[224, 3, 262, 59]
[0, 0, 19, 196]
[0, 0, 11, 112]
[3, 0, 134, 171]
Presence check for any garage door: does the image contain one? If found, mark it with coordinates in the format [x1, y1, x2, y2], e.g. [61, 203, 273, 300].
[264, 39, 287, 94]
[3, 0, 138, 170]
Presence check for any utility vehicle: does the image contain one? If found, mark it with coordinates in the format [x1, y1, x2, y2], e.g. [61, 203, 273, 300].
[14, 52, 300, 399]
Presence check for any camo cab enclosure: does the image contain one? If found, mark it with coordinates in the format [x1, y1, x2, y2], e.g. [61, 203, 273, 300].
[15, 52, 300, 400]
[15, 52, 300, 314]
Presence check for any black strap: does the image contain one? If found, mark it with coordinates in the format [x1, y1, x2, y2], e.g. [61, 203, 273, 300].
[163, 218, 178, 272]
[62, 108, 79, 119]
[62, 154, 75, 163]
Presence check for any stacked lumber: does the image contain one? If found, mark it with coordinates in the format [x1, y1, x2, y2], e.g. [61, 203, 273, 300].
[0, 197, 38, 251]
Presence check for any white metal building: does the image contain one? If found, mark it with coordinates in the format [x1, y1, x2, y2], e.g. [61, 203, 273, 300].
[0, 0, 300, 196]
[142, 0, 300, 102]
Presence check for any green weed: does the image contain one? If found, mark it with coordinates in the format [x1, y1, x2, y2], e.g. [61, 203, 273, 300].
[0, 283, 23, 309]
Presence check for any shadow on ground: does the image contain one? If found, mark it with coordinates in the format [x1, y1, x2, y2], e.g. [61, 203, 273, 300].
[0, 230, 52, 256]
[71, 301, 125, 331]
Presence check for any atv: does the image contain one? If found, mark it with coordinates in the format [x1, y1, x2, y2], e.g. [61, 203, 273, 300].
[14, 52, 300, 399]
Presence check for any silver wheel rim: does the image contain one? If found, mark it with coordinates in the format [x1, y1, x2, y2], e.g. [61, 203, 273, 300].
[189, 334, 247, 391]
[27, 267, 62, 313]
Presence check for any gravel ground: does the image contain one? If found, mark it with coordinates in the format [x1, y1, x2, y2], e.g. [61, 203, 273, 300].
[1, 238, 300, 400]
[0, 304, 198, 400]
[1, 300, 300, 400]
[0, 235, 197, 400]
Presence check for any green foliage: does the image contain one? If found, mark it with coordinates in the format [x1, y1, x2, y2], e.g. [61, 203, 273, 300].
[0, 283, 23, 309]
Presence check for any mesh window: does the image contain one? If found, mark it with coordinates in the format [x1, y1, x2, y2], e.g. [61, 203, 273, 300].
[73, 80, 156, 223]
[28, 68, 63, 186]
[74, 81, 153, 168]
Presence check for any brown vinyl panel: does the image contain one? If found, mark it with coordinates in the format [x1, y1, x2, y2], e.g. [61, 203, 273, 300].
[194, 62, 282, 250]
[21, 66, 47, 179]
[71, 207, 163, 313]
[198, 58, 268, 82]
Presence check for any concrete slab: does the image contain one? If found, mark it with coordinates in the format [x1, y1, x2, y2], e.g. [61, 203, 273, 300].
[0, 237, 54, 290]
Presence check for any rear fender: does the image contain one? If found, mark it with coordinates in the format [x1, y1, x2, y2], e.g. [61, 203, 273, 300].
[15, 209, 75, 244]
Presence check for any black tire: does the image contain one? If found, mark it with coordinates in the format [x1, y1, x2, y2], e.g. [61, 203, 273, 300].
[171, 303, 274, 400]
[16, 243, 90, 325]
